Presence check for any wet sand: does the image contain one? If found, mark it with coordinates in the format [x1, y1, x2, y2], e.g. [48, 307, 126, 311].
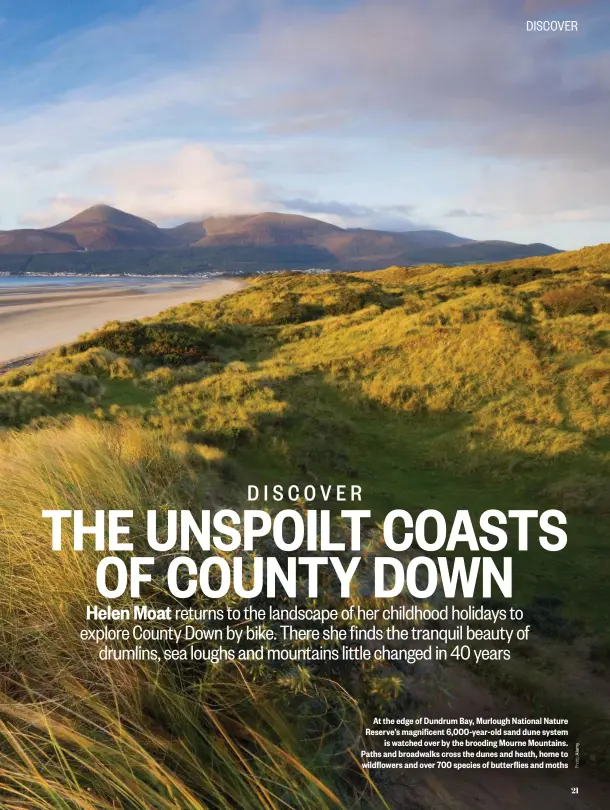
[0, 277, 243, 366]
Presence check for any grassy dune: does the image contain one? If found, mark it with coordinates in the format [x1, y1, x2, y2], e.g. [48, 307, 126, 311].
[0, 246, 609, 804]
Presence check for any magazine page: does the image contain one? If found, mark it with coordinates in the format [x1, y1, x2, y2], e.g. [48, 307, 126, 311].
[0, 2, 607, 809]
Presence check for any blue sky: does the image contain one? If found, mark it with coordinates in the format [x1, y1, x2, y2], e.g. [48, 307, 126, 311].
[0, 0, 608, 248]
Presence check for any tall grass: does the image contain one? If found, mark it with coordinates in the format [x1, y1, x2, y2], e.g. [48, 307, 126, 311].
[0, 675, 345, 810]
[0, 419, 388, 809]
[0, 419, 199, 690]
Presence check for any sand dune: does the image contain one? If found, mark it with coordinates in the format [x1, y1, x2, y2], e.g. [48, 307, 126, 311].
[0, 278, 243, 365]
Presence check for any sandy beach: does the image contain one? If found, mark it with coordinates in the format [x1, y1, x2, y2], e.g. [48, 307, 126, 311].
[0, 277, 243, 366]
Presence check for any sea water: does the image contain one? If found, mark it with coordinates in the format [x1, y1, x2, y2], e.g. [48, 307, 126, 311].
[0, 275, 196, 294]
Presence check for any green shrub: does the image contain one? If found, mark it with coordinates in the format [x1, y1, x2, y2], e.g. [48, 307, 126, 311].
[543, 475, 610, 515]
[0, 373, 104, 427]
[267, 292, 320, 324]
[467, 266, 552, 287]
[0, 389, 47, 426]
[75, 320, 225, 365]
[21, 372, 103, 402]
[541, 285, 609, 317]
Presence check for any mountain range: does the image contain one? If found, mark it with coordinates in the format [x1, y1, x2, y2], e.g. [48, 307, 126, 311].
[0, 204, 561, 272]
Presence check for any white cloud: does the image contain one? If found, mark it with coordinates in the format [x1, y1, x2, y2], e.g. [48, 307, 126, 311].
[474, 161, 610, 225]
[277, 197, 421, 230]
[21, 143, 271, 226]
[100, 143, 270, 223]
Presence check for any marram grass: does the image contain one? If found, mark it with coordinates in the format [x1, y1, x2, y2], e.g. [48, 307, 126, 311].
[0, 673, 354, 810]
[0, 419, 389, 809]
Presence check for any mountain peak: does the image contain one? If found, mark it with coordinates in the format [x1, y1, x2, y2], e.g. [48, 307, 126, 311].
[79, 203, 120, 216]
[47, 204, 165, 251]
[54, 204, 158, 230]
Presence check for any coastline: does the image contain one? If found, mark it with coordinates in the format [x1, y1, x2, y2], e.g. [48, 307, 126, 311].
[0, 276, 244, 367]
[0, 352, 47, 374]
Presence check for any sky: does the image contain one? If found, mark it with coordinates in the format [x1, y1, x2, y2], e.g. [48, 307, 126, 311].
[0, 0, 608, 249]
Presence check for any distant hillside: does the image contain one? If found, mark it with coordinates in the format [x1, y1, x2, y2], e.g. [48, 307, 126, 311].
[397, 242, 610, 277]
[0, 205, 561, 271]
[0, 229, 80, 254]
[163, 220, 207, 247]
[192, 213, 340, 246]
[392, 239, 560, 267]
[506, 242, 610, 272]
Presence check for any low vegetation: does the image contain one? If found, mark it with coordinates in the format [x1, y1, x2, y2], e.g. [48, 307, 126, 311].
[1, 245, 609, 805]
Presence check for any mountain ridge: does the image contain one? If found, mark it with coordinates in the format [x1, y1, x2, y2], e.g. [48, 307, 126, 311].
[0, 205, 561, 270]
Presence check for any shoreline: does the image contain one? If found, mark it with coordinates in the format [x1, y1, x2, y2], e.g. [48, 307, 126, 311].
[0, 272, 231, 284]
[0, 352, 47, 375]
[0, 277, 244, 367]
